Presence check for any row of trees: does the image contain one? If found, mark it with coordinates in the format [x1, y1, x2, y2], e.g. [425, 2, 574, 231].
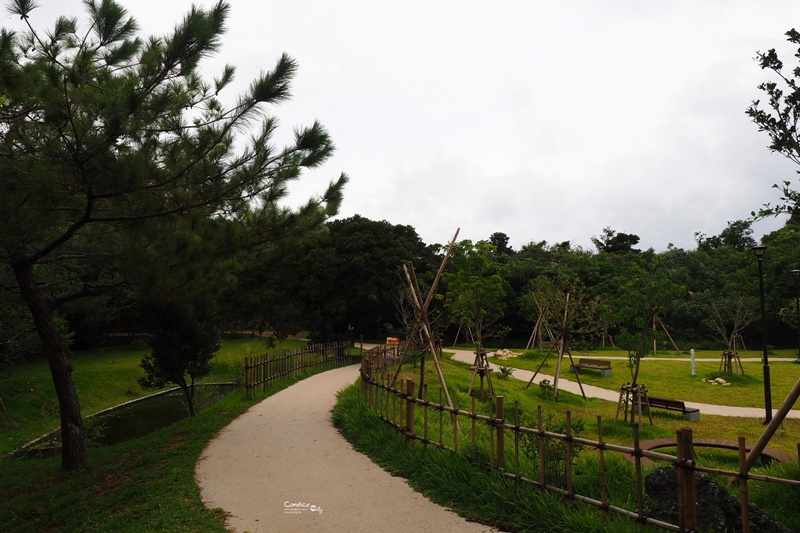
[221, 216, 800, 352]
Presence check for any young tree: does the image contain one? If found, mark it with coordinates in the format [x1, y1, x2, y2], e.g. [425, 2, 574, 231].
[443, 240, 510, 345]
[615, 270, 685, 385]
[138, 298, 220, 416]
[0, 0, 346, 470]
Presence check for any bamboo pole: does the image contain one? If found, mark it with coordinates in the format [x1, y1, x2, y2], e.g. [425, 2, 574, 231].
[744, 376, 800, 472]
[496, 396, 505, 468]
[597, 416, 608, 509]
[405, 380, 415, 441]
[471, 396, 476, 457]
[565, 410, 573, 494]
[514, 401, 520, 478]
[739, 436, 750, 533]
[453, 391, 459, 451]
[489, 398, 495, 467]
[402, 261, 460, 429]
[423, 384, 429, 446]
[676, 428, 697, 532]
[537, 406, 546, 485]
[390, 228, 459, 387]
[439, 388, 443, 447]
[632, 425, 644, 524]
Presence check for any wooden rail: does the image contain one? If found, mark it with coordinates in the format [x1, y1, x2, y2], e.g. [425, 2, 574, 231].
[244, 341, 354, 398]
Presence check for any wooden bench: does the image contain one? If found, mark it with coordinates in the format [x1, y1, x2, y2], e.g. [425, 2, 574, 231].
[570, 358, 612, 377]
[646, 396, 700, 421]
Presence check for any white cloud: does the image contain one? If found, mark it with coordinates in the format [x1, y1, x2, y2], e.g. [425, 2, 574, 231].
[13, 0, 800, 250]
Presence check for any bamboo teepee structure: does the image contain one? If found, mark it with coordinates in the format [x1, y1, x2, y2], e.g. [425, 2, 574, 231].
[390, 229, 460, 425]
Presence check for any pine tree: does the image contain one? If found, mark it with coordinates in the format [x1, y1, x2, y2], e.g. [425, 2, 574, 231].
[0, 0, 346, 470]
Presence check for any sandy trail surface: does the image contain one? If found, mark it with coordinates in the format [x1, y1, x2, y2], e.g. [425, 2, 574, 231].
[196, 364, 495, 533]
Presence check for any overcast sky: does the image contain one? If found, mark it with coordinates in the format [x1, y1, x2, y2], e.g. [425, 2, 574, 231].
[12, 1, 800, 251]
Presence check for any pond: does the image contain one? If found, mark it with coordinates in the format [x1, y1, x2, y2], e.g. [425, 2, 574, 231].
[15, 383, 237, 457]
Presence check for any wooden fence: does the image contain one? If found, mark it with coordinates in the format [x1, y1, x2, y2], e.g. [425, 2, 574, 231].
[359, 345, 800, 532]
[245, 340, 354, 398]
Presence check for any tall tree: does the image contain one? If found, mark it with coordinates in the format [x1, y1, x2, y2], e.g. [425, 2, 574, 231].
[748, 28, 800, 217]
[442, 240, 510, 345]
[695, 220, 756, 252]
[225, 215, 434, 341]
[591, 227, 641, 254]
[0, 0, 346, 470]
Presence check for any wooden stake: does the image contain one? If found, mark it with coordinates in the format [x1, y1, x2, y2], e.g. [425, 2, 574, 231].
[739, 436, 750, 533]
[676, 428, 697, 532]
[565, 410, 573, 494]
[471, 395, 476, 457]
[453, 390, 459, 451]
[744, 376, 800, 471]
[496, 396, 505, 468]
[405, 379, 415, 441]
[597, 416, 608, 508]
[423, 384, 429, 446]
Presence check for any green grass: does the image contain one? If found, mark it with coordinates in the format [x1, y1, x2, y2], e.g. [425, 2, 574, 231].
[333, 382, 661, 533]
[342, 356, 800, 531]
[485, 349, 800, 409]
[0, 339, 358, 532]
[0, 337, 307, 454]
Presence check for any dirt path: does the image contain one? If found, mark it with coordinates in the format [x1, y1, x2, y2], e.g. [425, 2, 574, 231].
[196, 365, 495, 533]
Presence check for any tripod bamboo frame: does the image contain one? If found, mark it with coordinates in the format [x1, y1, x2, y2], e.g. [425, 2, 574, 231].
[523, 293, 587, 401]
[467, 342, 494, 401]
[390, 229, 460, 428]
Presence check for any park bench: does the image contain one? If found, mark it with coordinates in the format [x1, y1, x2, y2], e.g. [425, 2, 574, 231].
[646, 396, 700, 422]
[570, 358, 612, 377]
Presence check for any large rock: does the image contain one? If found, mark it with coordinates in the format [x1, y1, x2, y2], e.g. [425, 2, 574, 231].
[645, 466, 794, 533]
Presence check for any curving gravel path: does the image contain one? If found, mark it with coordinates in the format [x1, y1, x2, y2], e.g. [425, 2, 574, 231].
[196, 365, 496, 533]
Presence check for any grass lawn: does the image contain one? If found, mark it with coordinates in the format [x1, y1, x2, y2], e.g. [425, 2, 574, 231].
[0, 337, 307, 455]
[0, 338, 358, 532]
[2, 340, 798, 532]
[484, 348, 800, 410]
[338, 354, 800, 531]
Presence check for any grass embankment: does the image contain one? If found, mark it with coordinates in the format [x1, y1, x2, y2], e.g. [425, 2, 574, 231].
[333, 383, 658, 533]
[0, 338, 351, 532]
[485, 348, 800, 410]
[0, 337, 305, 455]
[336, 355, 800, 531]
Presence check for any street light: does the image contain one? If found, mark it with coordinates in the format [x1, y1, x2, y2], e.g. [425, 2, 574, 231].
[753, 245, 772, 423]
[792, 269, 800, 361]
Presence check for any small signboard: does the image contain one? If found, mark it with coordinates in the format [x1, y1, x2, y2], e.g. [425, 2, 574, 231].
[386, 337, 399, 345]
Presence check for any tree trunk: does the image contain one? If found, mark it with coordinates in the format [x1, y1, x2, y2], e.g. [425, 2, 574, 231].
[12, 262, 86, 471]
[179, 380, 196, 416]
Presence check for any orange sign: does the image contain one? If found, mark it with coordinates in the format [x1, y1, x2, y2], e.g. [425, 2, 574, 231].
[386, 337, 399, 345]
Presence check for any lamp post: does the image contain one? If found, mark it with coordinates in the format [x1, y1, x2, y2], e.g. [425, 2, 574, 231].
[753, 246, 772, 423]
[793, 270, 800, 361]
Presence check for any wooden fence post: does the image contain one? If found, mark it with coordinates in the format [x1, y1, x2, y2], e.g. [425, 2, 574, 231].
[495, 396, 505, 468]
[676, 428, 697, 532]
[244, 356, 251, 399]
[406, 379, 415, 441]
[738, 436, 750, 533]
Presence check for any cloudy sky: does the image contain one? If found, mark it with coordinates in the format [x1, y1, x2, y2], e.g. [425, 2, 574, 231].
[11, 1, 800, 251]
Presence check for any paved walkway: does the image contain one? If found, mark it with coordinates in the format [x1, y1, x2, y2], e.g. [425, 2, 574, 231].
[196, 365, 496, 533]
[447, 349, 800, 419]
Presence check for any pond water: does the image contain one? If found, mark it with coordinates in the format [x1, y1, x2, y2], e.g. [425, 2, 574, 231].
[16, 383, 236, 457]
